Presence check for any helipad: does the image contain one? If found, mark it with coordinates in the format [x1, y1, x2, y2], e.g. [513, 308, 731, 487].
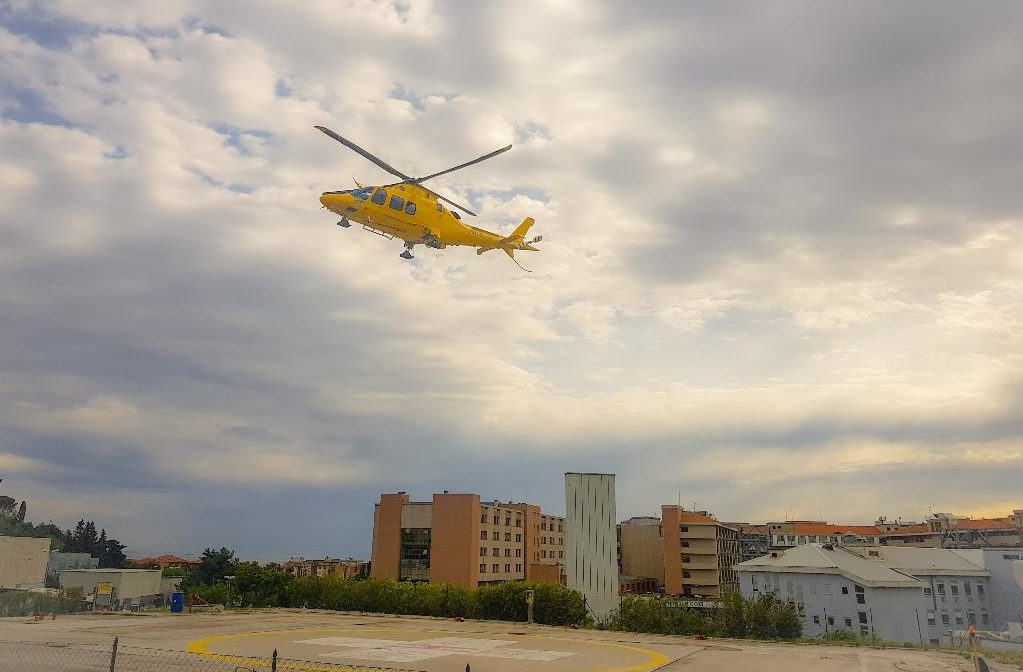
[0, 609, 978, 672]
[187, 625, 672, 672]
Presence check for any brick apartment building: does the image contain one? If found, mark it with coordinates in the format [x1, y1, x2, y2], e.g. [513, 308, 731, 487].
[371, 492, 564, 588]
[617, 508, 743, 598]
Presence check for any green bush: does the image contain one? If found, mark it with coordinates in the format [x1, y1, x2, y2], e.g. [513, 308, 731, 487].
[0, 588, 87, 617]
[608, 592, 802, 641]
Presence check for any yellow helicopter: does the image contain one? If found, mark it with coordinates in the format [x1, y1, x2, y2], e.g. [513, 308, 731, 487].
[315, 126, 541, 270]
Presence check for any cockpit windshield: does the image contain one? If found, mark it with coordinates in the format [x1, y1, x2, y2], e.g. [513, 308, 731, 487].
[347, 187, 374, 200]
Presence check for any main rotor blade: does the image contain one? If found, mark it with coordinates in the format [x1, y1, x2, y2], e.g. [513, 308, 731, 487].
[314, 126, 413, 181]
[421, 186, 477, 217]
[416, 144, 512, 183]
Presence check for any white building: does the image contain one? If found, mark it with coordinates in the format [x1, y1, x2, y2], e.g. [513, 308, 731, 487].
[46, 551, 98, 582]
[736, 544, 993, 645]
[0, 535, 50, 589]
[59, 569, 163, 608]
[565, 472, 620, 623]
[949, 548, 1023, 633]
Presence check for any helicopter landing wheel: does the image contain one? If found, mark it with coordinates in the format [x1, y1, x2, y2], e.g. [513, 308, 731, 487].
[337, 218, 351, 228]
[400, 243, 415, 260]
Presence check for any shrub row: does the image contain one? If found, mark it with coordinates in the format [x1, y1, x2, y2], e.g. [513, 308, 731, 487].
[609, 592, 802, 640]
[191, 565, 587, 627]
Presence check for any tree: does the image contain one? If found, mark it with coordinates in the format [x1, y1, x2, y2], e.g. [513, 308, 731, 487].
[61, 520, 126, 567]
[196, 547, 237, 586]
[16, 501, 26, 523]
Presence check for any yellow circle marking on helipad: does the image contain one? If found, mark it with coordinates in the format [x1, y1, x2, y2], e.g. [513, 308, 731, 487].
[187, 627, 671, 672]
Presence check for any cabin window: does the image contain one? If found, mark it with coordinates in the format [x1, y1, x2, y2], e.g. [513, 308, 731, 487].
[351, 187, 373, 200]
[389, 195, 405, 211]
[405, 201, 417, 215]
[371, 189, 387, 205]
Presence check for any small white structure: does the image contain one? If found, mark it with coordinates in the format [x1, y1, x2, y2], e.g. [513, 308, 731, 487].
[0, 535, 50, 589]
[59, 568, 163, 608]
[564, 472, 620, 623]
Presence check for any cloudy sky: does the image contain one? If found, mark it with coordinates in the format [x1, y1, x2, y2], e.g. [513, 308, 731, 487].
[2, 1, 1022, 560]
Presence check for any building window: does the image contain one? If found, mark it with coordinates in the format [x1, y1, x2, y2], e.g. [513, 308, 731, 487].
[492, 564, 498, 573]
[542, 550, 547, 558]
[515, 549, 521, 557]
[516, 563, 522, 572]
[968, 611, 976, 625]
[542, 536, 547, 544]
[516, 518, 522, 527]
[927, 611, 935, 626]
[841, 586, 849, 595]
[964, 582, 972, 596]
[493, 515, 499, 524]
[479, 563, 486, 573]
[481, 530, 487, 540]
[559, 551, 563, 558]
[955, 611, 963, 625]
[858, 612, 867, 625]
[480, 548, 486, 556]
[542, 522, 547, 530]
[924, 587, 931, 596]
[682, 556, 691, 563]
[505, 517, 511, 526]
[683, 571, 691, 579]
[505, 532, 511, 541]
[941, 613, 949, 626]
[981, 610, 989, 625]
[951, 582, 959, 596]
[493, 548, 499, 557]
[505, 549, 510, 557]
[977, 583, 985, 597]
[504, 564, 510, 572]
[936, 582, 945, 595]
[813, 615, 820, 625]
[681, 540, 690, 547]
[558, 523, 563, 532]
[827, 617, 835, 626]
[844, 618, 852, 627]
[680, 526, 689, 532]
[515, 534, 521, 542]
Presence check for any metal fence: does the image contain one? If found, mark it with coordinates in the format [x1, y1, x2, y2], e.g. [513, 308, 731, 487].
[0, 638, 421, 672]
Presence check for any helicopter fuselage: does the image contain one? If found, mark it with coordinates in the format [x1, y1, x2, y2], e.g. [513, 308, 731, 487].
[320, 182, 534, 252]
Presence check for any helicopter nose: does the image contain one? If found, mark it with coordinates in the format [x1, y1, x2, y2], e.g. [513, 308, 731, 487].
[320, 192, 349, 212]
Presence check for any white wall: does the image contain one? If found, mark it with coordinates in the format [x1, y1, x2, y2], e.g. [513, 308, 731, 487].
[0, 536, 50, 589]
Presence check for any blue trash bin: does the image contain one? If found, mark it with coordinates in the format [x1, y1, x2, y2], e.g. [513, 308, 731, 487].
[170, 591, 184, 613]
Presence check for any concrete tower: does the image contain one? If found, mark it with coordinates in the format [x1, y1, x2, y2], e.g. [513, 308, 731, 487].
[564, 472, 620, 623]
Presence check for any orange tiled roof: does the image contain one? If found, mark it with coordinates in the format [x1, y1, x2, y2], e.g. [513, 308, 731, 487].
[880, 524, 931, 535]
[791, 523, 882, 536]
[130, 554, 198, 565]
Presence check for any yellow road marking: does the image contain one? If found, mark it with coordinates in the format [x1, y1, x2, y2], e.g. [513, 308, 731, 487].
[188, 626, 670, 672]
